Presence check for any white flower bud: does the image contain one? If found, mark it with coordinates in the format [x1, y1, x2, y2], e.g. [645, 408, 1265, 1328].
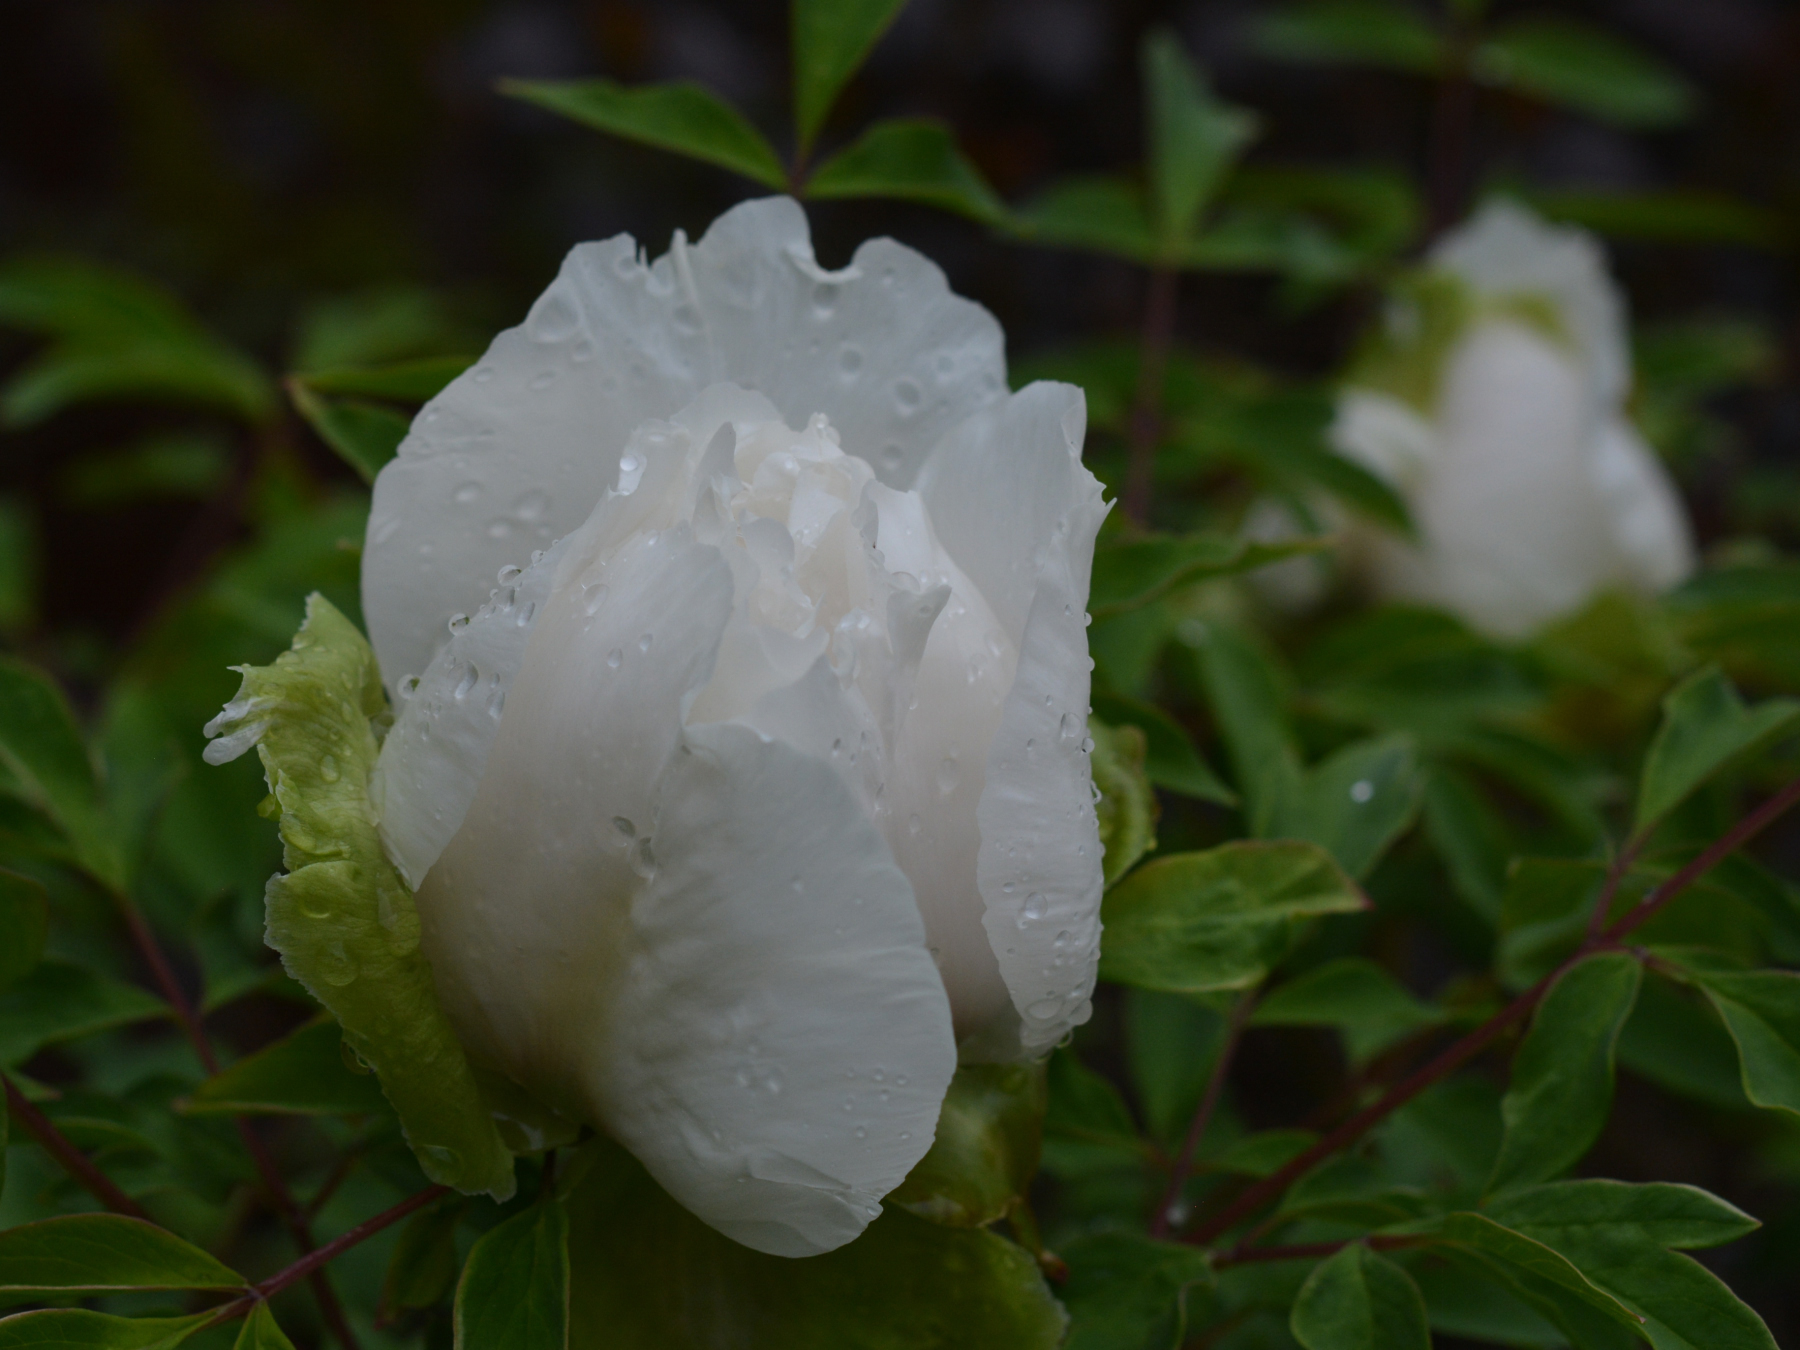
[360, 200, 1109, 1257]
[1332, 200, 1694, 638]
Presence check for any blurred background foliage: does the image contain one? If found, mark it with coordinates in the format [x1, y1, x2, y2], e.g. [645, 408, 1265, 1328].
[2, 1, 1800, 1346]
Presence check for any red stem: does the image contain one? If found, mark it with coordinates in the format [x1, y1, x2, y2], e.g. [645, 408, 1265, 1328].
[208, 1185, 450, 1327]
[1151, 996, 1252, 1238]
[5, 1075, 151, 1220]
[1122, 266, 1179, 526]
[1189, 775, 1800, 1250]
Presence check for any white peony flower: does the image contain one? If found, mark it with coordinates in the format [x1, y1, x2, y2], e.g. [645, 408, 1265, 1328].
[1329, 199, 1694, 638]
[357, 199, 1108, 1257]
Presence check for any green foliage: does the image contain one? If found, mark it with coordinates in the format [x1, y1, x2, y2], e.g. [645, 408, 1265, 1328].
[0, 1214, 245, 1292]
[561, 1138, 1067, 1348]
[1058, 1232, 1213, 1350]
[454, 1201, 570, 1350]
[181, 1017, 389, 1116]
[499, 79, 786, 189]
[1091, 722, 1158, 886]
[206, 595, 514, 1198]
[0, 658, 125, 888]
[1489, 953, 1642, 1192]
[0, 870, 47, 991]
[0, 1311, 214, 1350]
[0, 257, 273, 428]
[231, 1305, 295, 1350]
[791, 0, 911, 156]
[1473, 18, 1696, 129]
[1290, 1243, 1430, 1350]
[381, 1197, 468, 1324]
[1099, 840, 1366, 994]
[1251, 958, 1442, 1061]
[1143, 30, 1258, 250]
[1689, 969, 1800, 1115]
[0, 961, 167, 1066]
[889, 1062, 1045, 1227]
[1090, 693, 1236, 806]
[1089, 535, 1325, 618]
[806, 119, 1006, 224]
[1634, 666, 1800, 835]
[1252, 1, 1445, 76]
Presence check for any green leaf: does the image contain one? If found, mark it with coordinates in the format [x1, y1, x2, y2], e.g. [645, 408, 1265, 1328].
[1484, 1179, 1759, 1253]
[382, 1197, 468, 1322]
[1186, 412, 1412, 533]
[500, 79, 786, 189]
[1090, 533, 1326, 618]
[1099, 840, 1366, 995]
[1090, 692, 1236, 806]
[0, 869, 47, 990]
[0, 1214, 245, 1291]
[792, 0, 910, 156]
[287, 382, 412, 485]
[455, 1201, 569, 1350]
[294, 356, 473, 401]
[204, 595, 515, 1198]
[1530, 189, 1783, 250]
[1277, 734, 1424, 880]
[1124, 989, 1226, 1147]
[0, 496, 36, 635]
[1091, 722, 1158, 887]
[0, 256, 273, 428]
[1421, 768, 1511, 925]
[1489, 952, 1641, 1192]
[1142, 30, 1258, 248]
[1634, 666, 1800, 835]
[0, 960, 167, 1066]
[805, 118, 1006, 224]
[1474, 18, 1696, 129]
[890, 1062, 1045, 1227]
[1251, 957, 1441, 1061]
[182, 1017, 390, 1116]
[1291, 1243, 1430, 1350]
[1252, 0, 1446, 76]
[1690, 969, 1800, 1115]
[1408, 1212, 1643, 1330]
[1044, 1048, 1143, 1155]
[0, 1312, 213, 1350]
[232, 1304, 296, 1350]
[1184, 619, 1303, 836]
[1496, 859, 1607, 991]
[59, 434, 231, 509]
[1572, 1247, 1774, 1350]
[1015, 176, 1158, 266]
[563, 1137, 1067, 1348]
[1059, 1231, 1214, 1350]
[1208, 1128, 1318, 1178]
[1664, 563, 1800, 692]
[1617, 970, 1748, 1110]
[0, 657, 122, 887]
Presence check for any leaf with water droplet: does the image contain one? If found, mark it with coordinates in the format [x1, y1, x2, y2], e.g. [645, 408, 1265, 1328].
[890, 1062, 1047, 1228]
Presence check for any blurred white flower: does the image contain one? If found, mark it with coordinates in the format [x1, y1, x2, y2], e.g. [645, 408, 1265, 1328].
[1329, 199, 1694, 637]
[359, 199, 1108, 1257]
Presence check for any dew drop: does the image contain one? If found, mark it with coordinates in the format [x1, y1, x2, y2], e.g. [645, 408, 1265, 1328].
[1023, 892, 1047, 922]
[497, 564, 523, 584]
[880, 443, 903, 472]
[1027, 997, 1063, 1020]
[453, 482, 481, 505]
[453, 666, 478, 702]
[1350, 779, 1375, 803]
[908, 813, 922, 837]
[1059, 712, 1082, 743]
[514, 489, 550, 521]
[936, 754, 960, 796]
[584, 583, 610, 616]
[893, 378, 922, 413]
[617, 451, 645, 496]
[637, 632, 653, 654]
[448, 613, 470, 633]
[839, 344, 864, 377]
[472, 366, 495, 383]
[319, 754, 340, 784]
[486, 519, 511, 540]
[606, 648, 623, 669]
[812, 281, 839, 315]
[529, 371, 556, 391]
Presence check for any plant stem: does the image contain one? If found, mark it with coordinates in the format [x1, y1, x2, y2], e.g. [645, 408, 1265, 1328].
[1585, 835, 1646, 940]
[207, 1185, 450, 1328]
[1122, 265, 1179, 526]
[5, 1074, 152, 1220]
[1190, 774, 1800, 1249]
[1151, 996, 1252, 1239]
[115, 892, 361, 1350]
[1426, 26, 1477, 238]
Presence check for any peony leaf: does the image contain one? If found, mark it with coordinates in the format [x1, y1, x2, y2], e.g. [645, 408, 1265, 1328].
[1090, 721, 1158, 887]
[1633, 665, 1800, 836]
[232, 1305, 296, 1350]
[0, 1215, 245, 1292]
[381, 1197, 468, 1324]
[805, 119, 1007, 224]
[182, 1017, 389, 1116]
[1059, 1231, 1213, 1350]
[500, 79, 787, 189]
[0, 869, 46, 991]
[1090, 693, 1236, 807]
[0, 1311, 214, 1350]
[287, 383, 411, 484]
[1142, 30, 1258, 249]
[1473, 18, 1695, 129]
[1488, 952, 1641, 1192]
[1015, 176, 1159, 265]
[1251, 957, 1442, 1061]
[1251, 1, 1445, 76]
[1088, 532, 1327, 618]
[0, 960, 167, 1067]
[1099, 840, 1366, 994]
[889, 1062, 1046, 1228]
[1291, 1243, 1430, 1350]
[1690, 968, 1800, 1116]
[0, 657, 122, 888]
[562, 1137, 1066, 1349]
[204, 594, 515, 1198]
[792, 0, 910, 156]
[454, 1201, 569, 1350]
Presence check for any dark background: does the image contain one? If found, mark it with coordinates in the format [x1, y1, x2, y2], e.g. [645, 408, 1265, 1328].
[4, 2, 1799, 1342]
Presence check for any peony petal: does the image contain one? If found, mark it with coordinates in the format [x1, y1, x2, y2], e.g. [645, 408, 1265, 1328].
[1592, 417, 1695, 594]
[911, 382, 1090, 644]
[413, 526, 735, 1114]
[595, 721, 957, 1258]
[1432, 200, 1630, 406]
[968, 428, 1111, 1059]
[363, 199, 1004, 692]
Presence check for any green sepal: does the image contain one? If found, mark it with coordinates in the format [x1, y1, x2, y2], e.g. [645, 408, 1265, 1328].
[889, 1061, 1046, 1228]
[206, 593, 515, 1199]
[1091, 721, 1158, 887]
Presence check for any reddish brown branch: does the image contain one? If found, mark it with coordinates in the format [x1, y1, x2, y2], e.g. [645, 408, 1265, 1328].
[5, 1074, 151, 1220]
[1188, 775, 1800, 1250]
[1152, 996, 1252, 1238]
